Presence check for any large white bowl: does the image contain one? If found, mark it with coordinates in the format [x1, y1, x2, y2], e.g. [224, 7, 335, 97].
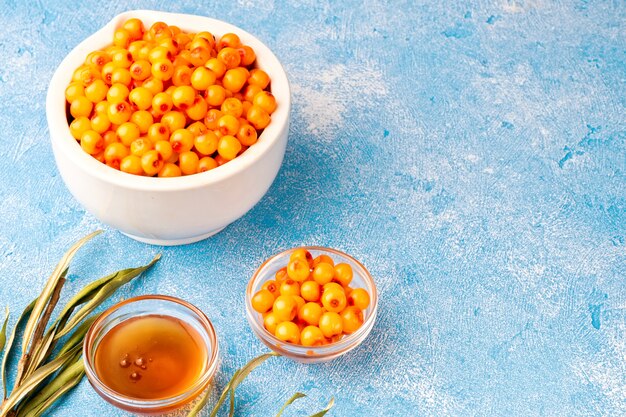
[47, 10, 290, 245]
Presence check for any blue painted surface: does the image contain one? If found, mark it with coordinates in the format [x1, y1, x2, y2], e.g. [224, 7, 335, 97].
[0, 1, 625, 416]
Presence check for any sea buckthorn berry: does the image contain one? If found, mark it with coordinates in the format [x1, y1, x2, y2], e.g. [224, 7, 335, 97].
[204, 109, 222, 129]
[141, 150, 164, 176]
[122, 18, 144, 40]
[172, 85, 195, 110]
[253, 91, 277, 114]
[319, 312, 343, 338]
[217, 135, 242, 161]
[247, 105, 271, 130]
[154, 140, 173, 161]
[188, 121, 207, 137]
[129, 59, 151, 81]
[149, 22, 172, 41]
[205, 58, 226, 78]
[275, 267, 288, 283]
[218, 33, 241, 50]
[280, 279, 300, 297]
[84, 79, 108, 103]
[174, 32, 193, 49]
[65, 82, 85, 103]
[107, 83, 129, 103]
[198, 156, 218, 173]
[348, 288, 370, 310]
[222, 68, 248, 93]
[85, 51, 110, 69]
[103, 131, 119, 147]
[251, 289, 275, 313]
[111, 49, 133, 68]
[274, 322, 300, 344]
[312, 263, 335, 285]
[129, 87, 153, 111]
[130, 110, 153, 134]
[142, 77, 164, 95]
[158, 37, 179, 57]
[151, 58, 174, 80]
[80, 130, 104, 155]
[104, 142, 129, 169]
[70, 96, 93, 118]
[242, 100, 253, 115]
[186, 96, 208, 120]
[113, 28, 131, 48]
[290, 249, 314, 266]
[152, 92, 173, 114]
[173, 50, 192, 68]
[237, 123, 258, 146]
[238, 45, 256, 66]
[340, 307, 364, 334]
[214, 154, 229, 166]
[205, 85, 227, 107]
[221, 97, 244, 118]
[287, 259, 310, 282]
[263, 312, 280, 334]
[261, 280, 280, 298]
[158, 162, 181, 177]
[111, 67, 132, 86]
[300, 281, 321, 302]
[128, 40, 146, 60]
[161, 111, 186, 132]
[179, 151, 199, 175]
[130, 137, 153, 157]
[77, 66, 102, 87]
[188, 37, 211, 52]
[243, 84, 262, 102]
[334, 263, 353, 287]
[90, 113, 111, 133]
[69, 117, 91, 139]
[101, 62, 116, 85]
[300, 326, 324, 347]
[313, 254, 335, 268]
[194, 131, 219, 155]
[217, 114, 240, 136]
[169, 25, 181, 36]
[147, 123, 169, 143]
[190, 67, 216, 91]
[170, 128, 194, 153]
[120, 154, 143, 175]
[189, 47, 211, 67]
[217, 47, 241, 69]
[293, 295, 306, 313]
[248, 69, 270, 89]
[116, 121, 141, 146]
[172, 65, 192, 86]
[298, 302, 323, 326]
[107, 101, 132, 125]
[321, 285, 347, 313]
[273, 295, 298, 322]
[94, 100, 109, 115]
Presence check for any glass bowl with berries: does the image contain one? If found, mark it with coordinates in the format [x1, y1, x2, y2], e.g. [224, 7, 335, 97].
[245, 247, 378, 363]
[47, 10, 290, 245]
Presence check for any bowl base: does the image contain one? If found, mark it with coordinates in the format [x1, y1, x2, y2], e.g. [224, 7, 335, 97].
[121, 227, 226, 246]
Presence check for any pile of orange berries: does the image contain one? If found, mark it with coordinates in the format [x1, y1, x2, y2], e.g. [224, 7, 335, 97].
[65, 18, 277, 177]
[251, 249, 371, 347]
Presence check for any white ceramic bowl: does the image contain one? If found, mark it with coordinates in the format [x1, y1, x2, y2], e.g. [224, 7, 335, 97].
[47, 10, 290, 245]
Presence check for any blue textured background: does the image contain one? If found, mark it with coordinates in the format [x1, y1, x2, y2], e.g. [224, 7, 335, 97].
[0, 0, 625, 416]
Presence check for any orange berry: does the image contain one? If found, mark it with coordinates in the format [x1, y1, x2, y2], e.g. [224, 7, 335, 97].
[151, 58, 174, 80]
[158, 162, 181, 177]
[319, 312, 343, 338]
[104, 142, 129, 170]
[154, 140, 173, 161]
[172, 65, 192, 86]
[141, 149, 164, 176]
[217, 47, 241, 69]
[222, 68, 248, 93]
[205, 85, 226, 107]
[217, 33, 241, 50]
[279, 279, 300, 297]
[69, 96, 93, 118]
[348, 288, 370, 310]
[263, 312, 280, 334]
[194, 131, 219, 155]
[161, 111, 186, 132]
[300, 281, 321, 302]
[248, 69, 270, 89]
[198, 156, 218, 173]
[179, 151, 199, 175]
[261, 280, 280, 298]
[205, 58, 226, 78]
[80, 130, 104, 155]
[274, 322, 300, 344]
[237, 45, 256, 66]
[251, 289, 275, 313]
[298, 302, 323, 326]
[287, 259, 310, 282]
[170, 128, 194, 153]
[340, 306, 364, 334]
[186, 96, 208, 121]
[147, 123, 170, 143]
[300, 326, 324, 347]
[272, 295, 298, 322]
[122, 18, 144, 40]
[253, 91, 277, 114]
[334, 263, 353, 287]
[313, 254, 335, 268]
[217, 135, 241, 160]
[236, 123, 258, 146]
[190, 67, 216, 91]
[120, 154, 143, 175]
[246, 104, 271, 130]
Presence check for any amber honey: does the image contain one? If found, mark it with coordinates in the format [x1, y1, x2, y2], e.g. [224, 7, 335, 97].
[94, 315, 207, 400]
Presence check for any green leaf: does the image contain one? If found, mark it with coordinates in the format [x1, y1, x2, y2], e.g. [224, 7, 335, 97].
[56, 315, 97, 357]
[187, 352, 279, 417]
[275, 392, 307, 417]
[21, 368, 83, 417]
[21, 231, 101, 356]
[2, 300, 35, 399]
[0, 345, 81, 416]
[307, 397, 335, 417]
[54, 254, 161, 340]
[0, 308, 9, 362]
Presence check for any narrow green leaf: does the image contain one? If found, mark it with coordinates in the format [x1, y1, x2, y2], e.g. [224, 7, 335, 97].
[275, 392, 307, 417]
[17, 357, 84, 417]
[228, 386, 235, 417]
[21, 230, 101, 356]
[0, 308, 9, 361]
[307, 397, 335, 417]
[21, 368, 83, 417]
[2, 300, 35, 400]
[0, 345, 81, 416]
[54, 254, 160, 340]
[187, 352, 279, 417]
[56, 315, 97, 357]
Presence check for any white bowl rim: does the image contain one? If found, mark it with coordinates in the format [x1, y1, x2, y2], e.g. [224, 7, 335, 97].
[47, 9, 291, 192]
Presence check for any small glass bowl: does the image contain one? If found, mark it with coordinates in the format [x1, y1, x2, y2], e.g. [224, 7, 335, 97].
[245, 247, 378, 363]
[83, 295, 219, 415]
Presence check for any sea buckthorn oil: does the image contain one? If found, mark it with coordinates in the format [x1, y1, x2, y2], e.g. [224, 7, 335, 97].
[94, 315, 207, 399]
